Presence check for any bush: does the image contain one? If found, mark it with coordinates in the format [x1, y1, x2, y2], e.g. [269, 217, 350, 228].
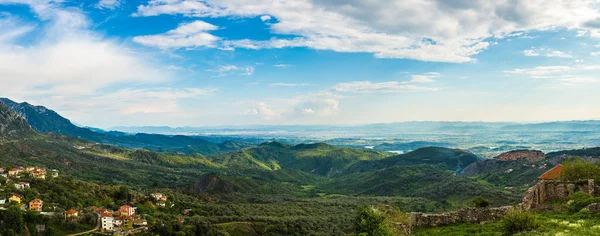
[501, 208, 538, 235]
[567, 192, 600, 213]
[355, 205, 392, 236]
[561, 158, 600, 181]
[471, 196, 490, 208]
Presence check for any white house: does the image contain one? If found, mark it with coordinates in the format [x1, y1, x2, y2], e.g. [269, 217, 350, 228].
[14, 182, 30, 190]
[101, 213, 115, 232]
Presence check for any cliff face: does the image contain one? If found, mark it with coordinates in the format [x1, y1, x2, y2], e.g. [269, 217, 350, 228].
[0, 100, 35, 138]
[495, 150, 545, 161]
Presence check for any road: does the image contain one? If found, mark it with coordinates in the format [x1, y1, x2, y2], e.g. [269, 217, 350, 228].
[67, 214, 101, 236]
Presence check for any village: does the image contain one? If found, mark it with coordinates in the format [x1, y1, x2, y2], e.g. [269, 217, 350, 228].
[0, 165, 176, 235]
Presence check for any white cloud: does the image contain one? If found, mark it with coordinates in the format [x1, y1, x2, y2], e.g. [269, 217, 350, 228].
[134, 0, 600, 63]
[95, 0, 121, 10]
[273, 64, 292, 68]
[0, 14, 35, 43]
[522, 48, 572, 58]
[269, 83, 311, 87]
[208, 65, 254, 77]
[244, 102, 281, 121]
[504, 66, 572, 77]
[260, 15, 271, 22]
[591, 51, 600, 56]
[522, 49, 539, 56]
[332, 81, 439, 93]
[133, 20, 220, 49]
[408, 72, 441, 83]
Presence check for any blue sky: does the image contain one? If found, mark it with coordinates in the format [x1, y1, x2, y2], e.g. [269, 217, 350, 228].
[1, 0, 600, 128]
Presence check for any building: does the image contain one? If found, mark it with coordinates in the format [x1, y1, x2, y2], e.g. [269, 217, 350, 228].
[8, 168, 22, 177]
[65, 209, 78, 219]
[0, 199, 6, 204]
[150, 193, 168, 201]
[119, 205, 135, 216]
[29, 198, 43, 212]
[25, 166, 35, 173]
[9, 193, 22, 204]
[33, 171, 46, 180]
[121, 215, 133, 230]
[0, 167, 5, 173]
[539, 164, 563, 180]
[50, 169, 59, 178]
[156, 202, 166, 207]
[101, 212, 115, 232]
[14, 182, 30, 190]
[134, 219, 148, 226]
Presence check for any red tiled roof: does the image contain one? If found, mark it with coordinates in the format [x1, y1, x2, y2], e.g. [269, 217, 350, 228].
[539, 164, 562, 180]
[66, 209, 78, 215]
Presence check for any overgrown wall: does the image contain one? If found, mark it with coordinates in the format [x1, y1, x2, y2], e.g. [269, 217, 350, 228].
[522, 179, 596, 210]
[410, 206, 512, 228]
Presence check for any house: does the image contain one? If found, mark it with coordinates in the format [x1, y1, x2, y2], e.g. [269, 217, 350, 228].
[50, 169, 59, 178]
[14, 182, 30, 190]
[133, 219, 147, 226]
[119, 205, 135, 216]
[8, 168, 21, 176]
[29, 198, 43, 212]
[150, 193, 168, 201]
[65, 209, 78, 219]
[25, 166, 35, 173]
[156, 202, 166, 207]
[9, 193, 22, 203]
[183, 209, 192, 215]
[114, 217, 123, 227]
[101, 212, 115, 232]
[0, 167, 5, 173]
[121, 215, 133, 230]
[0, 199, 6, 204]
[33, 171, 46, 180]
[539, 164, 563, 180]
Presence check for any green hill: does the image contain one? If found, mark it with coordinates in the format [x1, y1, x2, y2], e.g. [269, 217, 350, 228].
[208, 141, 391, 176]
[342, 147, 482, 174]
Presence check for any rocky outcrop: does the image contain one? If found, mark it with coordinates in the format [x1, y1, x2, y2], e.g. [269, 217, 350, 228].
[522, 179, 596, 210]
[0, 100, 35, 138]
[410, 206, 513, 228]
[495, 150, 544, 161]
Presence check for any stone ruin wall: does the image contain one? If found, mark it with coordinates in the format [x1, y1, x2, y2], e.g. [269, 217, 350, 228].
[521, 179, 597, 210]
[409, 206, 513, 228]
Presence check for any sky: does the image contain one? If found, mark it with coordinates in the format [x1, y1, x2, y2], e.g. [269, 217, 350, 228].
[2, 0, 600, 128]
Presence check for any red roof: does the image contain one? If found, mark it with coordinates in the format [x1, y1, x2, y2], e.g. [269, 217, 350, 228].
[66, 209, 78, 215]
[539, 164, 562, 180]
[101, 212, 113, 218]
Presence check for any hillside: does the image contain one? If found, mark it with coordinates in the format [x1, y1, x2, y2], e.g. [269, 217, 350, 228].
[208, 141, 391, 176]
[0, 100, 35, 138]
[1, 98, 249, 155]
[342, 147, 482, 174]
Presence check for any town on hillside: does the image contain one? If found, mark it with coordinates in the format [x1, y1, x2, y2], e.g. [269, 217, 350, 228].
[0, 165, 174, 235]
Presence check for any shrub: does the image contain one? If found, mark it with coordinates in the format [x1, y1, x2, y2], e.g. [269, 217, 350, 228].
[501, 208, 538, 235]
[471, 196, 491, 208]
[561, 158, 600, 181]
[567, 192, 600, 213]
[355, 205, 392, 236]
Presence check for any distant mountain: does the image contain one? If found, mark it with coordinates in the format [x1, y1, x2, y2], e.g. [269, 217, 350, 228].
[373, 141, 453, 152]
[494, 150, 545, 161]
[342, 147, 482, 174]
[0, 98, 250, 155]
[501, 121, 600, 131]
[0, 100, 35, 138]
[547, 147, 600, 158]
[208, 141, 390, 176]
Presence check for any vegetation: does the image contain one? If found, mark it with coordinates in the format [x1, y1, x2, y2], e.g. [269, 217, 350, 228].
[561, 158, 600, 181]
[471, 196, 491, 208]
[501, 208, 538, 235]
[355, 206, 392, 236]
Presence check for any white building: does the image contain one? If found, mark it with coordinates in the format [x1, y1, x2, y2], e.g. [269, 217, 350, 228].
[101, 213, 114, 232]
[14, 182, 30, 190]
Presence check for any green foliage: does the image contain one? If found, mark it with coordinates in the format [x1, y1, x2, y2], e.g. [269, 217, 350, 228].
[471, 196, 491, 208]
[501, 208, 538, 235]
[561, 158, 600, 181]
[355, 206, 392, 236]
[567, 192, 600, 214]
[0, 205, 24, 235]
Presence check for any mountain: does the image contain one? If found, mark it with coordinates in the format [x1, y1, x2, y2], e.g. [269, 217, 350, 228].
[0, 100, 35, 138]
[208, 141, 391, 176]
[547, 147, 600, 158]
[373, 141, 453, 152]
[342, 147, 482, 174]
[0, 98, 249, 155]
[494, 150, 545, 161]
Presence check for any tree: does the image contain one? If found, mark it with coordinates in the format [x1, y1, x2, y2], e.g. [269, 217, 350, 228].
[471, 196, 491, 208]
[355, 205, 392, 236]
[561, 158, 600, 181]
[501, 208, 538, 236]
[1, 205, 24, 235]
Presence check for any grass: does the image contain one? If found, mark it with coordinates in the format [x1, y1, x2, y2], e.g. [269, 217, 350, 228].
[414, 212, 600, 236]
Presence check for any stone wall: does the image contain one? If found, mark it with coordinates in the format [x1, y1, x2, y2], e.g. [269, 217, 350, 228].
[522, 179, 596, 210]
[409, 206, 512, 228]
